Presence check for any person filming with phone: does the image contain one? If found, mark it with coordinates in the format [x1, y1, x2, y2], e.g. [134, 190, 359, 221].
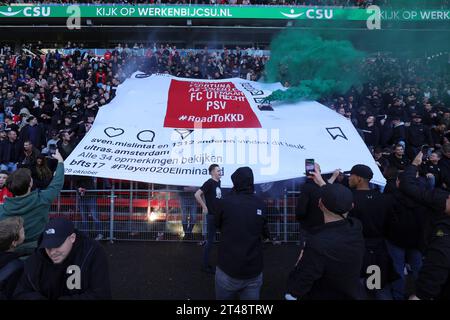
[296, 159, 341, 232]
[0, 149, 65, 255]
[286, 164, 365, 300]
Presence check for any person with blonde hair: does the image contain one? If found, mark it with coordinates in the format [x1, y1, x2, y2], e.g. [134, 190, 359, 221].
[0, 216, 25, 300]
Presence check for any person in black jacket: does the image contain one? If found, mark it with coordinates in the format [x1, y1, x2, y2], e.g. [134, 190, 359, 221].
[195, 164, 222, 274]
[74, 176, 103, 241]
[398, 152, 450, 300]
[406, 114, 433, 160]
[438, 143, 450, 191]
[384, 172, 428, 300]
[214, 167, 270, 300]
[374, 147, 390, 176]
[18, 116, 46, 151]
[378, 117, 393, 148]
[285, 180, 365, 300]
[422, 102, 439, 127]
[31, 155, 54, 190]
[3, 117, 19, 135]
[412, 218, 450, 300]
[0, 216, 25, 300]
[13, 218, 111, 300]
[388, 144, 410, 171]
[0, 130, 21, 173]
[295, 180, 324, 232]
[295, 170, 341, 232]
[420, 151, 442, 190]
[17, 141, 41, 170]
[56, 130, 75, 160]
[361, 115, 380, 148]
[347, 164, 398, 300]
[431, 123, 446, 149]
[390, 117, 406, 146]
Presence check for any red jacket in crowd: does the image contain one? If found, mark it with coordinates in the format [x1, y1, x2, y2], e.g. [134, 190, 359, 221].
[0, 186, 13, 204]
[96, 71, 107, 85]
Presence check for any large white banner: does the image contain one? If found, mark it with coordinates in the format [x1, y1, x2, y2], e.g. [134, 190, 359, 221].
[64, 73, 386, 187]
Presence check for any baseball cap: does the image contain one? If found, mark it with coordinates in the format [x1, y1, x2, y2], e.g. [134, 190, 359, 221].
[350, 164, 374, 180]
[321, 184, 353, 215]
[39, 218, 75, 249]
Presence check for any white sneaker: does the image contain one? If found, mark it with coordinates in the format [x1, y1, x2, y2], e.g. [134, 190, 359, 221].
[95, 234, 104, 241]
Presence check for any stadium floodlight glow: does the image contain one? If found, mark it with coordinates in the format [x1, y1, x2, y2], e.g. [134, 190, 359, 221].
[147, 210, 158, 222]
[187, 19, 192, 26]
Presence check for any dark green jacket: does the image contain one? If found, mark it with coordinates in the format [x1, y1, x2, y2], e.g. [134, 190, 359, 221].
[0, 163, 64, 254]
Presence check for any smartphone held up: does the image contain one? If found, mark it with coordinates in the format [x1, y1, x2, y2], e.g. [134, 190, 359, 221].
[305, 159, 315, 176]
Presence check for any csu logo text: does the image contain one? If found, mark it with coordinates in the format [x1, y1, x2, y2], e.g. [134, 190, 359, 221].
[24, 7, 51, 17]
[307, 9, 333, 20]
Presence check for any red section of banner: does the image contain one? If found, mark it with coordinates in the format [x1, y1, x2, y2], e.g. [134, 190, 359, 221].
[164, 79, 261, 129]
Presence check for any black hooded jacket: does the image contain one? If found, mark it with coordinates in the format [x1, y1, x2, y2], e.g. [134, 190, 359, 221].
[438, 155, 450, 191]
[295, 180, 324, 232]
[407, 123, 432, 148]
[215, 167, 271, 279]
[395, 165, 447, 249]
[0, 139, 21, 164]
[385, 188, 430, 251]
[13, 230, 111, 300]
[399, 165, 448, 219]
[416, 217, 450, 300]
[398, 165, 450, 299]
[287, 217, 365, 300]
[349, 189, 398, 285]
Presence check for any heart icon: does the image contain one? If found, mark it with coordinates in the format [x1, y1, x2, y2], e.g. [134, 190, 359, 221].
[104, 127, 124, 138]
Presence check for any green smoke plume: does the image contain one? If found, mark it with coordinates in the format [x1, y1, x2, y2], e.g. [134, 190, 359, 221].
[265, 0, 450, 103]
[265, 31, 367, 102]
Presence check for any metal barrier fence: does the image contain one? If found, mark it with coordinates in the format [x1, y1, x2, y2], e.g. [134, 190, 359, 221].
[49, 188, 300, 243]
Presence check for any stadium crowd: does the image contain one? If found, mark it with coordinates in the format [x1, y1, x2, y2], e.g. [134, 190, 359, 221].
[0, 41, 269, 179]
[0, 39, 450, 300]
